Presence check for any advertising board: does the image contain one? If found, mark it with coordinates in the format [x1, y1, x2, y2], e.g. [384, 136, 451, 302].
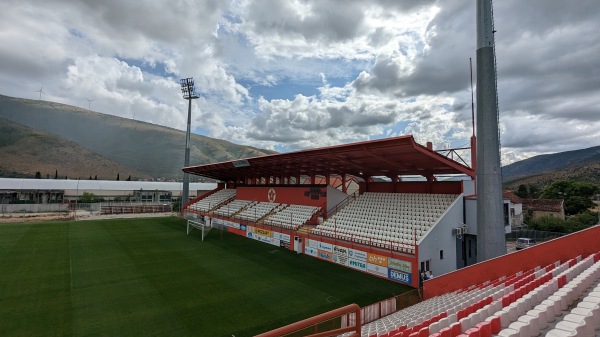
[212, 218, 241, 229]
[272, 232, 291, 243]
[304, 246, 318, 257]
[348, 248, 367, 262]
[348, 258, 367, 271]
[333, 245, 349, 266]
[318, 241, 333, 253]
[388, 258, 412, 273]
[367, 252, 388, 267]
[388, 269, 412, 285]
[367, 263, 388, 278]
[318, 250, 333, 261]
[254, 227, 271, 237]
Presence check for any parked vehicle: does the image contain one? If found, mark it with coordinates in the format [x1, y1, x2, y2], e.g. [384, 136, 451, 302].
[516, 238, 536, 250]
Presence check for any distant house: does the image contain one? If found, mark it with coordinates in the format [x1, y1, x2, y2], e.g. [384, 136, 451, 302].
[522, 198, 565, 221]
[503, 191, 524, 227]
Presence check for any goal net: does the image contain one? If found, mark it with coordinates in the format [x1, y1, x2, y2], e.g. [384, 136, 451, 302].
[187, 220, 212, 241]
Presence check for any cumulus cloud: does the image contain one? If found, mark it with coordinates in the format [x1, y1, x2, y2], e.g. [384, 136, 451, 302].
[0, 0, 598, 166]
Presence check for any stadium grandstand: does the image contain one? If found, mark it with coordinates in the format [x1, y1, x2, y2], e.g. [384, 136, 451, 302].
[182, 135, 600, 336]
[183, 135, 481, 288]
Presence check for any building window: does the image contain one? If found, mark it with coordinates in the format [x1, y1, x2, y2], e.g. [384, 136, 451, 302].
[468, 240, 472, 258]
[440, 250, 444, 260]
[420, 260, 430, 272]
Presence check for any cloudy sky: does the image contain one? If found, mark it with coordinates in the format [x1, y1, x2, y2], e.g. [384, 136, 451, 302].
[1, 0, 598, 165]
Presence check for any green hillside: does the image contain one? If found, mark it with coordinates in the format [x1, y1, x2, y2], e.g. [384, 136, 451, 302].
[0, 94, 274, 180]
[0, 118, 150, 180]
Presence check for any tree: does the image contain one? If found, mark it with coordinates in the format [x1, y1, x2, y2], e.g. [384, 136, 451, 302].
[528, 215, 567, 233]
[35, 171, 41, 179]
[116, 173, 120, 181]
[94, 175, 97, 180]
[54, 169, 58, 179]
[528, 185, 541, 198]
[126, 175, 131, 181]
[515, 184, 528, 198]
[89, 175, 92, 180]
[566, 211, 598, 232]
[565, 196, 596, 215]
[541, 180, 599, 216]
[46, 173, 50, 179]
[79, 192, 104, 203]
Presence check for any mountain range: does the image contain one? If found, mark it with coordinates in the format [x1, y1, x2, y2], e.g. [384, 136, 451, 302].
[502, 145, 600, 190]
[0, 94, 274, 180]
[1, 94, 598, 187]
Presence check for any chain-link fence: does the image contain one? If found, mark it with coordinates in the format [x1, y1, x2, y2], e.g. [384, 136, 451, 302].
[506, 229, 566, 242]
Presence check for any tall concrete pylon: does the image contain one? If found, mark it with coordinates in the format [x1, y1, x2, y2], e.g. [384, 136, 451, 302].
[476, 0, 506, 261]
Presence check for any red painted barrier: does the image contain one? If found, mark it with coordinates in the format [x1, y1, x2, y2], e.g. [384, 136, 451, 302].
[254, 303, 361, 337]
[423, 225, 600, 299]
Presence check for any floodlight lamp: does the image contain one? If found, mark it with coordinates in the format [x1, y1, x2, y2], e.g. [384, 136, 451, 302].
[180, 77, 199, 100]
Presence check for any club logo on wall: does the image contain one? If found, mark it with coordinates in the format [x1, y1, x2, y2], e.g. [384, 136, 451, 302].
[268, 188, 276, 202]
[304, 187, 326, 200]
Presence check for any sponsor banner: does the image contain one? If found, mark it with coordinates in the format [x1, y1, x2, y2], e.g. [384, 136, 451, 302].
[318, 250, 333, 261]
[307, 239, 319, 249]
[271, 238, 281, 247]
[240, 224, 247, 231]
[272, 232, 291, 243]
[305, 246, 318, 257]
[333, 245, 349, 266]
[279, 233, 290, 243]
[213, 218, 241, 229]
[348, 248, 367, 262]
[247, 226, 254, 234]
[254, 227, 271, 237]
[318, 241, 333, 253]
[246, 231, 254, 239]
[388, 258, 412, 274]
[388, 268, 412, 285]
[255, 234, 271, 244]
[367, 253, 388, 267]
[367, 263, 388, 278]
[348, 258, 367, 272]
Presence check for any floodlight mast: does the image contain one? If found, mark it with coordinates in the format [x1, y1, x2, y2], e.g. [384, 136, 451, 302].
[476, 0, 506, 261]
[180, 77, 199, 213]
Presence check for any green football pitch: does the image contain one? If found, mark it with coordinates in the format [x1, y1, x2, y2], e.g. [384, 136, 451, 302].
[0, 217, 412, 337]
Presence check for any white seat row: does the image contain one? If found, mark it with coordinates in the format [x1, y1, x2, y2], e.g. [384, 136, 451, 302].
[235, 201, 281, 222]
[341, 252, 600, 337]
[187, 189, 236, 212]
[263, 204, 321, 230]
[212, 199, 254, 217]
[311, 192, 457, 250]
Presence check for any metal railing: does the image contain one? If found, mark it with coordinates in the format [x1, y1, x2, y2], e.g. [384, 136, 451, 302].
[506, 229, 566, 242]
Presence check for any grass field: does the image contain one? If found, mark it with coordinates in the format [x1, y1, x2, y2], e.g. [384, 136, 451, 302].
[0, 217, 412, 336]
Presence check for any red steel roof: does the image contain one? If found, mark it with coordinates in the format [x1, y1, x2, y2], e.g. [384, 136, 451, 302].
[183, 135, 474, 182]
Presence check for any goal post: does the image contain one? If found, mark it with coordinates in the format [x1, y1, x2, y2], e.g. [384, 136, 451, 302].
[187, 219, 212, 241]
